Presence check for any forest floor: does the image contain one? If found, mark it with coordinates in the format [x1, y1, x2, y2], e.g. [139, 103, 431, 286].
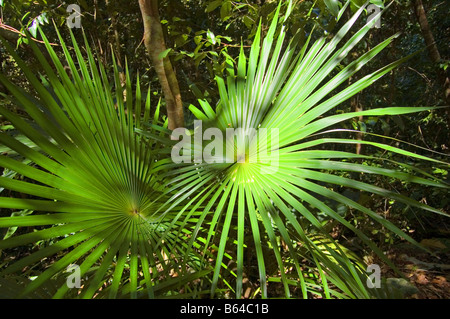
[381, 237, 450, 299]
[373, 210, 450, 299]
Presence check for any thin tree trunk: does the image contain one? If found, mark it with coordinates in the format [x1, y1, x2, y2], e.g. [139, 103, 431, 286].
[413, 0, 450, 108]
[413, 0, 440, 63]
[346, 8, 363, 155]
[348, 48, 363, 155]
[138, 0, 184, 130]
[106, 0, 127, 100]
[351, 93, 364, 155]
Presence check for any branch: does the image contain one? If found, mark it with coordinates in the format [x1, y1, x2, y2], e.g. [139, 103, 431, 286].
[0, 21, 58, 46]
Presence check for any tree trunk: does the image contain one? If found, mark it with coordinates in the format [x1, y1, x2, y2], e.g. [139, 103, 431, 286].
[348, 48, 363, 155]
[413, 0, 440, 63]
[106, 0, 127, 100]
[351, 93, 364, 155]
[105, 2, 125, 75]
[138, 0, 184, 130]
[412, 0, 450, 108]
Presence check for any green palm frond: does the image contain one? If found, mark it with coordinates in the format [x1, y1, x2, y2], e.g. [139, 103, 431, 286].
[0, 28, 208, 299]
[154, 3, 449, 298]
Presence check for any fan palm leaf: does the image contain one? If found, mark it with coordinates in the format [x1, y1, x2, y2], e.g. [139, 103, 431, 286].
[151, 3, 449, 298]
[0, 28, 208, 298]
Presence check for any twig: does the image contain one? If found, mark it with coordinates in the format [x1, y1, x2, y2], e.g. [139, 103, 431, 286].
[0, 21, 58, 46]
